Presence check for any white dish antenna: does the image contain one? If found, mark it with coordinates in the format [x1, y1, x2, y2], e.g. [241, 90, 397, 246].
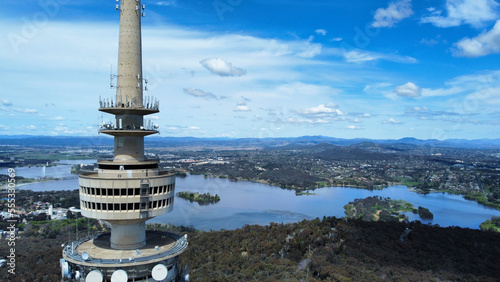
[86, 270, 103, 282]
[60, 259, 69, 278]
[111, 269, 128, 282]
[82, 251, 90, 261]
[152, 264, 168, 281]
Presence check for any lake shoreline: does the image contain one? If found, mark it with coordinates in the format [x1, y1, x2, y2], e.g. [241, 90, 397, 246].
[7, 169, 500, 231]
[194, 173, 500, 211]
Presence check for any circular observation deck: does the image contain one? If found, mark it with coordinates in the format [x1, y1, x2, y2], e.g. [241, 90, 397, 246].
[78, 171, 176, 220]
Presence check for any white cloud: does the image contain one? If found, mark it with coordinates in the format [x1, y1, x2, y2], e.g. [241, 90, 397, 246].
[234, 105, 251, 112]
[183, 88, 218, 100]
[286, 117, 329, 125]
[372, 0, 414, 28]
[343, 49, 417, 64]
[54, 125, 68, 132]
[453, 20, 500, 57]
[315, 29, 327, 36]
[364, 82, 392, 92]
[48, 116, 64, 121]
[347, 125, 363, 130]
[200, 58, 246, 77]
[330, 37, 343, 42]
[188, 126, 200, 130]
[1, 99, 12, 106]
[421, 0, 499, 28]
[285, 103, 346, 125]
[296, 41, 322, 58]
[300, 104, 343, 116]
[421, 86, 465, 97]
[383, 118, 402, 124]
[155, 1, 176, 6]
[344, 50, 381, 63]
[404, 106, 461, 118]
[26, 125, 36, 130]
[450, 70, 500, 87]
[13, 108, 38, 113]
[421, 38, 439, 46]
[395, 82, 422, 98]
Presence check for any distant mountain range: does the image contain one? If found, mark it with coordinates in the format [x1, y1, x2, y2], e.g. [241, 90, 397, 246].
[1, 135, 500, 149]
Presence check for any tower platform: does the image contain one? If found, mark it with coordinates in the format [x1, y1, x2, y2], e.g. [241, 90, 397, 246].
[62, 231, 188, 281]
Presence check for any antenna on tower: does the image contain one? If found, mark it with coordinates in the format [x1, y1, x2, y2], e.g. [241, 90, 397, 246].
[110, 65, 116, 89]
[82, 251, 90, 261]
[115, 0, 120, 10]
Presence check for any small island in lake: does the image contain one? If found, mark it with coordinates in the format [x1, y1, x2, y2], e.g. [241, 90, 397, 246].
[177, 191, 221, 205]
[480, 216, 500, 233]
[344, 196, 433, 222]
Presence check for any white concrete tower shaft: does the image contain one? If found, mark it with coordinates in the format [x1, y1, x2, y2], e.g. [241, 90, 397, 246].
[117, 0, 143, 106]
[114, 0, 145, 162]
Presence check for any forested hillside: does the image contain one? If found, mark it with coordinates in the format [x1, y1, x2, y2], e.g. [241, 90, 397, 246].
[1, 217, 499, 281]
[180, 218, 500, 281]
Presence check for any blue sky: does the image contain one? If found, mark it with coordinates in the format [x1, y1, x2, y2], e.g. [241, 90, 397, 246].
[1, 0, 500, 140]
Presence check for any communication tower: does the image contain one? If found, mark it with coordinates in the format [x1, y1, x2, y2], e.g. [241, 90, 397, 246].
[60, 1, 188, 281]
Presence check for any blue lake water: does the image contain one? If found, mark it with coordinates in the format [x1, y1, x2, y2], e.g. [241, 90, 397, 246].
[0, 159, 94, 179]
[15, 163, 500, 231]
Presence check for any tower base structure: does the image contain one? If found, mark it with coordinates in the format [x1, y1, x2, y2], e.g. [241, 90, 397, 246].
[61, 231, 188, 281]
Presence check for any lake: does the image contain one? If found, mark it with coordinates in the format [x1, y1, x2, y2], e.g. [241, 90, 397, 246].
[11, 162, 500, 231]
[0, 159, 94, 179]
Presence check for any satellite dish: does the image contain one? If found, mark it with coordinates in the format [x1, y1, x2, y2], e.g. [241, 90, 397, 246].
[75, 271, 81, 280]
[82, 251, 90, 260]
[86, 270, 103, 282]
[111, 269, 128, 282]
[60, 259, 69, 278]
[151, 264, 168, 281]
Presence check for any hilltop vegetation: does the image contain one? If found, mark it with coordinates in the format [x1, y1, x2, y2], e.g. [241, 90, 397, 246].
[180, 217, 500, 281]
[3, 217, 499, 281]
